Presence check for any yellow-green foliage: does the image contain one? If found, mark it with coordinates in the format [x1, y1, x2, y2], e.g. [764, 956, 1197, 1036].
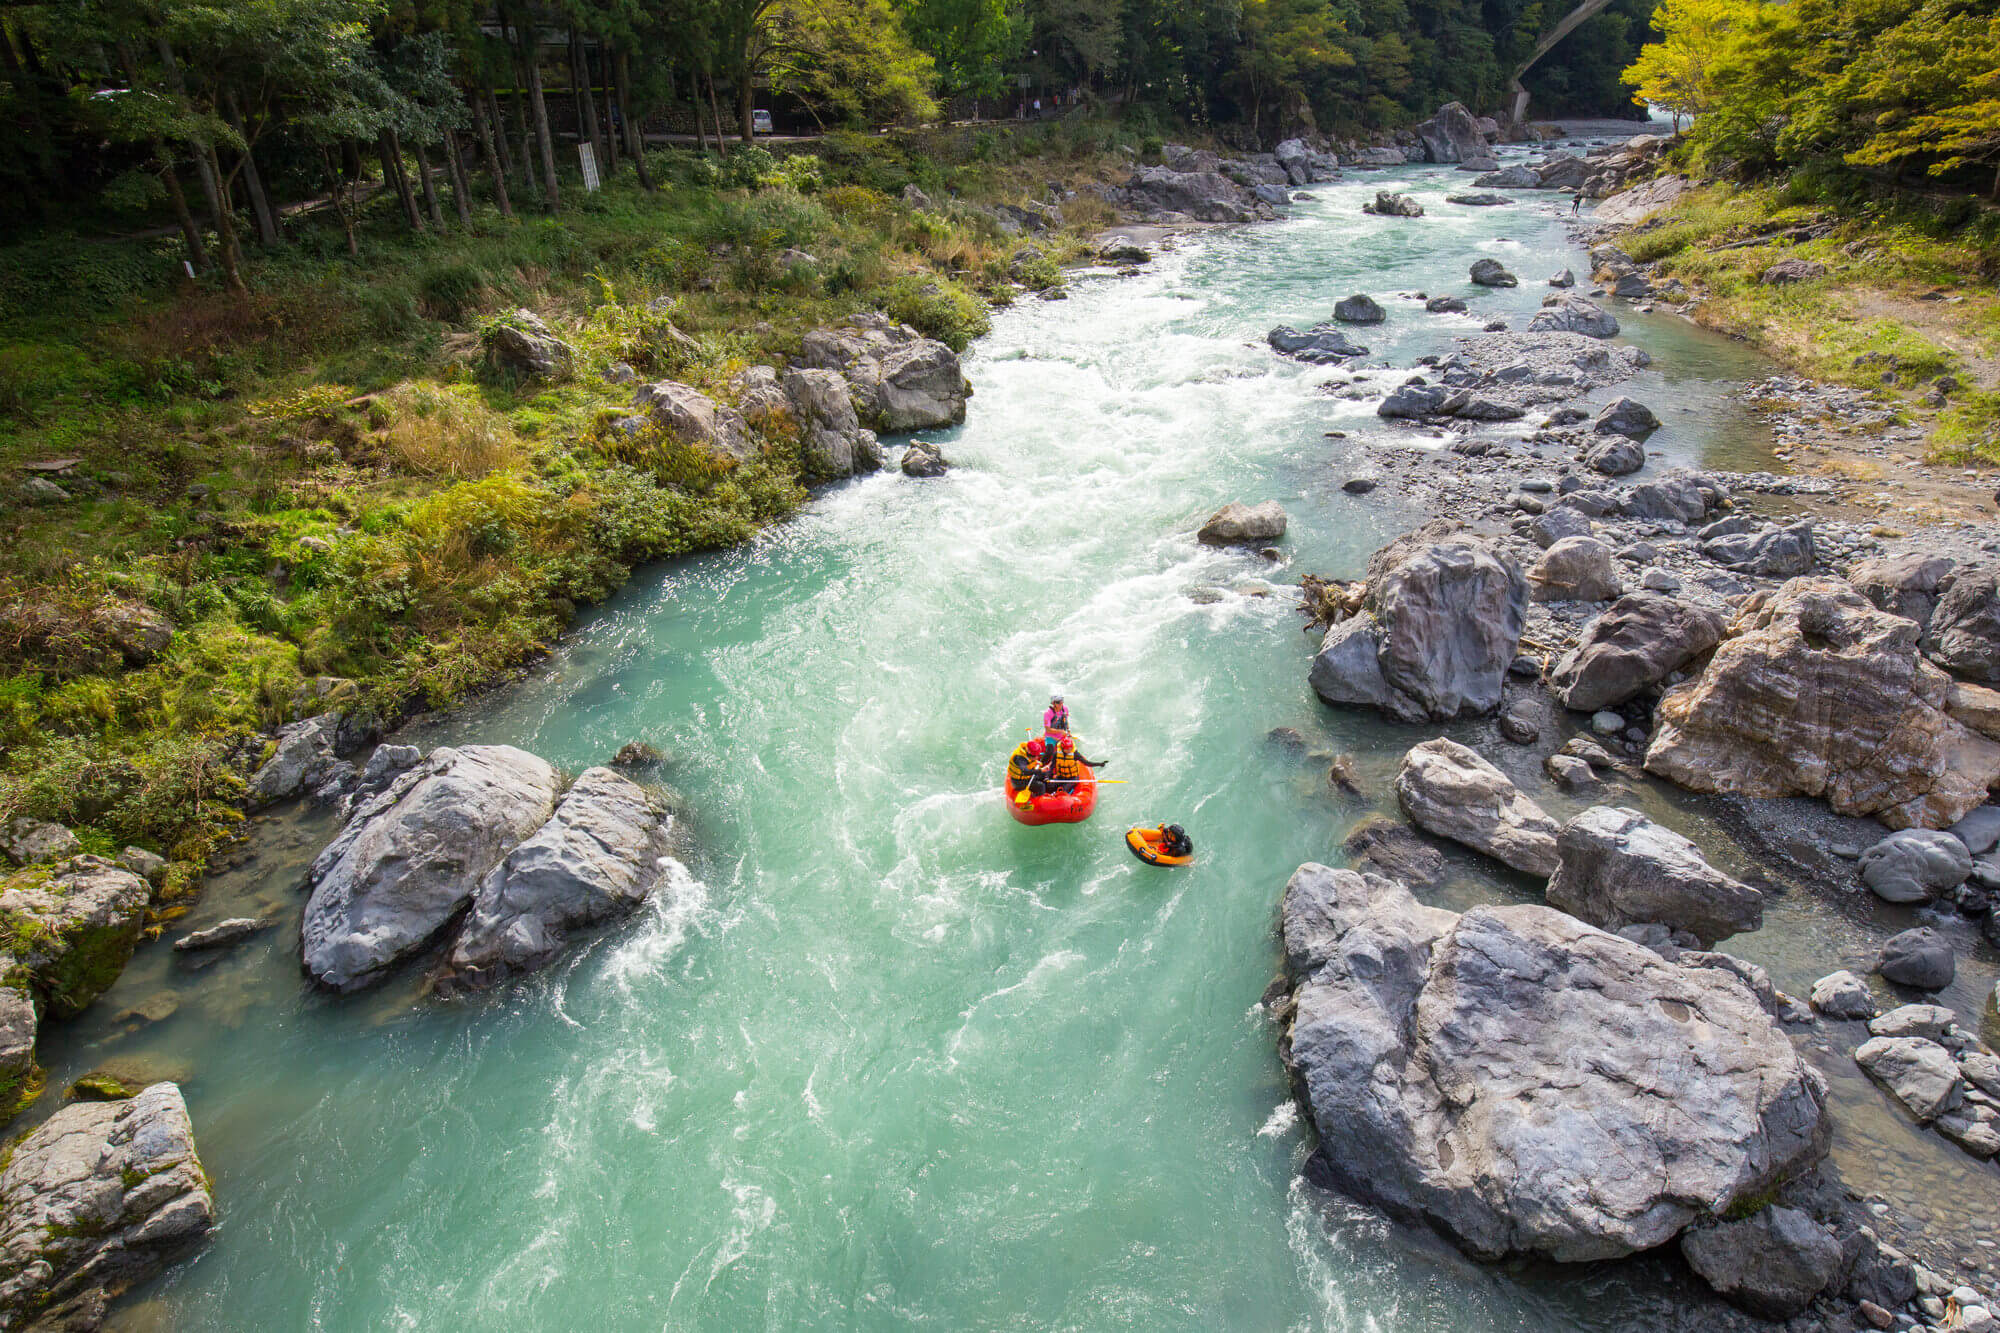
[374, 382, 523, 479]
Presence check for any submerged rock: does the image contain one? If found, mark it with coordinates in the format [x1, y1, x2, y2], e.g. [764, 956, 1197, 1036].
[1309, 526, 1527, 722]
[1394, 738, 1559, 876]
[171, 918, 270, 953]
[301, 746, 561, 991]
[0, 1083, 215, 1328]
[446, 767, 674, 989]
[1644, 579, 2000, 829]
[1545, 806, 1762, 947]
[1279, 865, 1829, 1262]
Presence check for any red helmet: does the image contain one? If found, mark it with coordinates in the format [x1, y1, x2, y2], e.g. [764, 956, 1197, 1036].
[1057, 734, 1075, 751]
[1026, 739, 1046, 756]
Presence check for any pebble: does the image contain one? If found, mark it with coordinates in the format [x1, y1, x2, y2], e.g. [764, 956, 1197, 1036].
[1520, 478, 1554, 493]
[1640, 567, 1681, 592]
[1591, 710, 1624, 736]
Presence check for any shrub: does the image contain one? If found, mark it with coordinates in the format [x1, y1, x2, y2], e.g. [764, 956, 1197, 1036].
[880, 274, 989, 351]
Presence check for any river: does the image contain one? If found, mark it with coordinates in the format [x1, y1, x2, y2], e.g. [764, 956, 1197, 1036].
[31, 154, 2000, 1330]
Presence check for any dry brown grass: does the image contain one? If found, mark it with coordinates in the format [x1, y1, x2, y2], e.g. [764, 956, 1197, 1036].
[374, 381, 522, 479]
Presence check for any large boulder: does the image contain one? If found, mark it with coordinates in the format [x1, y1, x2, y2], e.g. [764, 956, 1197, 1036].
[484, 309, 573, 380]
[1548, 593, 1726, 711]
[1527, 536, 1620, 602]
[1528, 297, 1619, 339]
[1592, 174, 1690, 226]
[1333, 294, 1385, 324]
[1924, 564, 2000, 683]
[1468, 258, 1518, 287]
[1280, 866, 1829, 1262]
[1273, 138, 1312, 185]
[1701, 521, 1816, 578]
[1310, 529, 1528, 722]
[1198, 501, 1287, 546]
[1644, 579, 2000, 829]
[1415, 101, 1486, 163]
[1475, 165, 1540, 189]
[1534, 154, 1590, 189]
[1849, 554, 1956, 629]
[0, 1083, 215, 1328]
[0, 989, 37, 1116]
[1545, 806, 1763, 946]
[632, 380, 755, 464]
[446, 767, 674, 989]
[1268, 325, 1370, 363]
[1858, 830, 1974, 903]
[246, 713, 342, 809]
[0, 818, 79, 867]
[1679, 1207, 1843, 1319]
[782, 368, 881, 477]
[300, 746, 561, 991]
[1877, 927, 1955, 990]
[0, 857, 150, 1018]
[1124, 166, 1256, 222]
[1855, 1036, 1963, 1122]
[1394, 738, 1560, 876]
[1363, 192, 1424, 218]
[796, 313, 971, 432]
[1593, 397, 1659, 438]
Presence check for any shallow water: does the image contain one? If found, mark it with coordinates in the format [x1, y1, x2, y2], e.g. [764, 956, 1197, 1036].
[32, 158, 2000, 1329]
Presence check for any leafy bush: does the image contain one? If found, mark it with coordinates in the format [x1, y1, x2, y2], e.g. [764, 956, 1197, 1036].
[881, 274, 990, 351]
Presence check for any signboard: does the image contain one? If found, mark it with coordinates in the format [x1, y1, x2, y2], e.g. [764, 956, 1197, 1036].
[579, 143, 601, 192]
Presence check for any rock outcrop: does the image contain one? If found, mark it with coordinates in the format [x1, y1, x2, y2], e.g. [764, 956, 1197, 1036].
[1198, 501, 1287, 546]
[1644, 579, 2000, 829]
[1123, 167, 1260, 222]
[1309, 527, 1527, 722]
[0, 857, 150, 1018]
[1414, 102, 1486, 163]
[484, 309, 573, 380]
[734, 366, 881, 478]
[246, 713, 343, 808]
[301, 746, 562, 991]
[0, 819, 78, 868]
[631, 380, 755, 464]
[1849, 553, 1956, 629]
[1279, 865, 1829, 1262]
[796, 313, 971, 432]
[1527, 297, 1619, 339]
[0, 1083, 215, 1329]
[1924, 564, 2000, 683]
[0, 990, 36, 1116]
[446, 767, 675, 989]
[1393, 739, 1560, 876]
[1547, 593, 1725, 711]
[1545, 806, 1763, 946]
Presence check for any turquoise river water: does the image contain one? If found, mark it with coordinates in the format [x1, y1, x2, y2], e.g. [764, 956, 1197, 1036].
[30, 155, 2000, 1330]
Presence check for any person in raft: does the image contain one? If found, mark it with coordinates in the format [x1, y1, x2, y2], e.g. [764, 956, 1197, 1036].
[1047, 732, 1107, 793]
[1155, 824, 1193, 858]
[1006, 737, 1052, 796]
[1043, 695, 1070, 734]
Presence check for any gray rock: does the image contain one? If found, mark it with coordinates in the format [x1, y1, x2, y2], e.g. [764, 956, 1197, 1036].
[113, 847, 168, 887]
[1534, 154, 1590, 189]
[1269, 324, 1370, 363]
[1475, 165, 1541, 188]
[1498, 702, 1540, 745]
[1546, 806, 1763, 946]
[1849, 553, 1956, 629]
[796, 313, 971, 432]
[1640, 568, 1681, 592]
[1469, 258, 1518, 287]
[1680, 1207, 1842, 1319]
[1425, 296, 1469, 313]
[1, 817, 80, 867]
[1592, 710, 1625, 735]
[1394, 738, 1560, 876]
[1924, 564, 2000, 683]
[0, 1083, 215, 1327]
[17, 477, 68, 504]
[1961, 1050, 2000, 1098]
[1855, 1036, 1964, 1121]
[1584, 438, 1646, 476]
[1547, 593, 1725, 712]
[359, 744, 422, 788]
[484, 309, 573, 380]
[1624, 473, 1713, 522]
[1860, 830, 1974, 903]
[1702, 521, 1816, 577]
[1281, 867, 1829, 1262]
[446, 767, 674, 988]
[1414, 101, 1486, 163]
[1528, 536, 1621, 602]
[1527, 296, 1619, 338]
[1950, 805, 2000, 855]
[301, 746, 561, 991]
[1309, 530, 1527, 721]
[1867, 1003, 1956, 1041]
[1531, 507, 1595, 548]
[1877, 927, 1955, 990]
[1378, 383, 1450, 418]
[1760, 259, 1829, 286]
[1364, 191, 1424, 218]
[0, 857, 150, 1018]
[171, 918, 271, 952]
[1593, 397, 1660, 438]
[1548, 268, 1575, 287]
[246, 714, 343, 809]
[90, 601, 175, 665]
[1198, 501, 1287, 546]
[1445, 193, 1512, 206]
[901, 441, 948, 477]
[632, 379, 755, 465]
[1809, 970, 1877, 1019]
[1333, 294, 1385, 323]
[0, 988, 35, 1110]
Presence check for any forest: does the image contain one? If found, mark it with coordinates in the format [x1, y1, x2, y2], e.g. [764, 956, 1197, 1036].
[0, 0, 1653, 248]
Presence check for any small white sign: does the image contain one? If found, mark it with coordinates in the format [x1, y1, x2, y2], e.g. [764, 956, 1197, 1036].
[579, 143, 600, 192]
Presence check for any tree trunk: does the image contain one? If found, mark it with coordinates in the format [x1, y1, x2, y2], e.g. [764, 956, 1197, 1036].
[508, 61, 540, 199]
[738, 69, 754, 145]
[472, 93, 514, 216]
[571, 32, 604, 172]
[379, 128, 423, 231]
[413, 138, 446, 228]
[615, 51, 654, 190]
[155, 36, 243, 291]
[443, 127, 474, 225]
[203, 141, 249, 290]
[518, 15, 561, 210]
[161, 154, 208, 272]
[223, 89, 280, 246]
[485, 84, 516, 178]
[706, 73, 729, 156]
[320, 147, 358, 257]
[600, 44, 618, 171]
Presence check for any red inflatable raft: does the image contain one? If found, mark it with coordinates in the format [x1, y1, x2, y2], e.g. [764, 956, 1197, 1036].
[1003, 764, 1097, 825]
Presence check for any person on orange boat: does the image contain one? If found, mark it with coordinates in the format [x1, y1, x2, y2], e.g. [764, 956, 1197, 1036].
[1043, 695, 1071, 734]
[1006, 737, 1052, 796]
[1156, 823, 1193, 858]
[1047, 732, 1107, 793]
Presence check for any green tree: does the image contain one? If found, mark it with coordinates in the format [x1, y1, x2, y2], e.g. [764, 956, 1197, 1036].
[1621, 0, 1756, 130]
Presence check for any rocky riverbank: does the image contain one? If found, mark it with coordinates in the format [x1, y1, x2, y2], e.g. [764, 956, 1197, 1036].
[1269, 152, 2000, 1331]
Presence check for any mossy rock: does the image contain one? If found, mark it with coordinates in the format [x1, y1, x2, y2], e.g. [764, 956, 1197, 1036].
[65, 1073, 139, 1102]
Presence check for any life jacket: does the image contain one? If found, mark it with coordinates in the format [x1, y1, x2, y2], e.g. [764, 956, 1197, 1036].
[1051, 750, 1086, 781]
[1006, 744, 1042, 784]
[1044, 705, 1070, 732]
